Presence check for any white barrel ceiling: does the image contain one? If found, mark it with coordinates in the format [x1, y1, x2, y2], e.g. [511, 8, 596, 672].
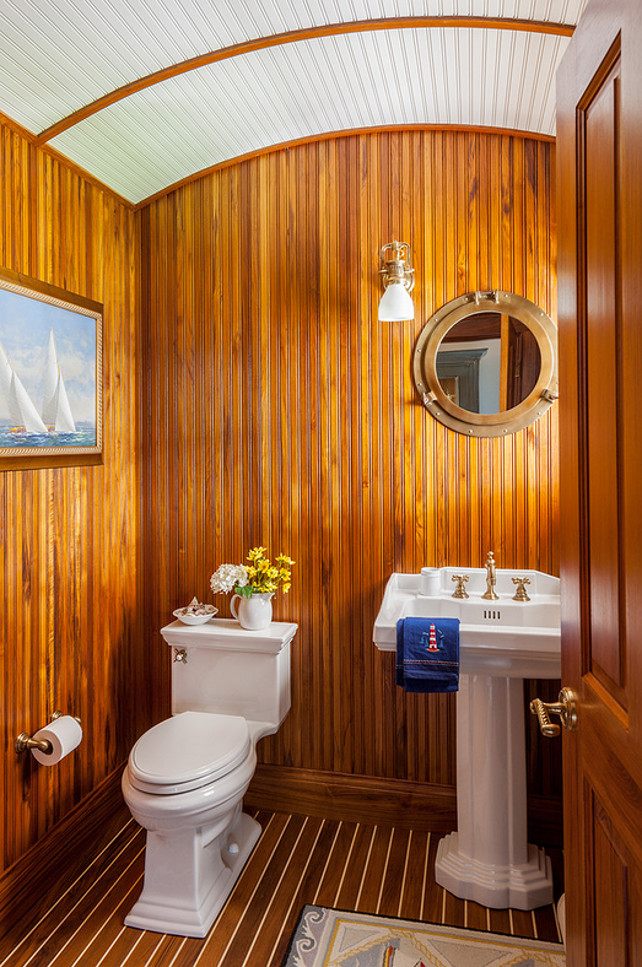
[0, 0, 587, 202]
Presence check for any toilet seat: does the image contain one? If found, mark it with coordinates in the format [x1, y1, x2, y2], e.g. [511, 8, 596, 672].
[128, 711, 251, 795]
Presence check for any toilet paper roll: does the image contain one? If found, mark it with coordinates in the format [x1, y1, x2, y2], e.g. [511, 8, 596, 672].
[31, 715, 83, 766]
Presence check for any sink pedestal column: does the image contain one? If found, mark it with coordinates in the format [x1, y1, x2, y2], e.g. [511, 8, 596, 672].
[435, 673, 554, 910]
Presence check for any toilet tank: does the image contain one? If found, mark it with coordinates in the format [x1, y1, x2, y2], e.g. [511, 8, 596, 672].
[160, 618, 297, 733]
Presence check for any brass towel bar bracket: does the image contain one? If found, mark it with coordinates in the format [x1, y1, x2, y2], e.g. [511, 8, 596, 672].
[15, 710, 82, 755]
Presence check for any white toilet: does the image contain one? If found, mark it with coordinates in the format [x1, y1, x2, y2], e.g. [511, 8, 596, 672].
[121, 617, 297, 938]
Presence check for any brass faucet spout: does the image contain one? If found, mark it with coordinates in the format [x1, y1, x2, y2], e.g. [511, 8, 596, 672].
[481, 551, 499, 600]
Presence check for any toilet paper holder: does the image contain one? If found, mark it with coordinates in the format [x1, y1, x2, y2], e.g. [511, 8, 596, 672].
[15, 710, 82, 755]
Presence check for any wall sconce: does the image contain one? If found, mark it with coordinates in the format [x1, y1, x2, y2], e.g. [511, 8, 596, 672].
[378, 240, 415, 321]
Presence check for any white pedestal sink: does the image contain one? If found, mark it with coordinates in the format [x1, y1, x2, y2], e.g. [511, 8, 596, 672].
[373, 567, 561, 910]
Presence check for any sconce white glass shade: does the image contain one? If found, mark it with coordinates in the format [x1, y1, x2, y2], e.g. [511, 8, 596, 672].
[378, 281, 415, 322]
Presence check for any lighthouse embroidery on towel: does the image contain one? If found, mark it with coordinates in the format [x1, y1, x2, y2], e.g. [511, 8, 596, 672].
[421, 623, 442, 652]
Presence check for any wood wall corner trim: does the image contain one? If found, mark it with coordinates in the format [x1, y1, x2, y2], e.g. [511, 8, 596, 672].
[0, 108, 135, 209]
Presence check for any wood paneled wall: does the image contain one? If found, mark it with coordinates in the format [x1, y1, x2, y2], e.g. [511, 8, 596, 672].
[0, 117, 145, 876]
[141, 130, 561, 798]
[0, 122, 560, 895]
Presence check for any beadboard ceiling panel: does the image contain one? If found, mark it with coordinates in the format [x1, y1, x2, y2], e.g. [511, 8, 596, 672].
[0, 0, 588, 202]
[50, 28, 565, 201]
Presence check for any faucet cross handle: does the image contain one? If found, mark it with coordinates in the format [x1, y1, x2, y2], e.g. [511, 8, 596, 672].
[512, 576, 531, 601]
[451, 574, 470, 599]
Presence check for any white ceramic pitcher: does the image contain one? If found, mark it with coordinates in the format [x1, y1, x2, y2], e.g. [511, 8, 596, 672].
[230, 592, 274, 630]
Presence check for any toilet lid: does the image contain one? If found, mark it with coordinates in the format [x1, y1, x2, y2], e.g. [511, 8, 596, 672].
[128, 711, 251, 795]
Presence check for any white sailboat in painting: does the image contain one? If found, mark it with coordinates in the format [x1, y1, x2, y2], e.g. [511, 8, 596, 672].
[0, 341, 47, 434]
[41, 330, 76, 433]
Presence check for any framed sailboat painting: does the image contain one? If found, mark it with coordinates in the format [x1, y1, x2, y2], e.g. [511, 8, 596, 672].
[0, 269, 102, 469]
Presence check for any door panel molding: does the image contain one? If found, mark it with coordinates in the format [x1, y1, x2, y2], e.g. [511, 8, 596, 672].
[557, 1, 642, 963]
[576, 50, 628, 710]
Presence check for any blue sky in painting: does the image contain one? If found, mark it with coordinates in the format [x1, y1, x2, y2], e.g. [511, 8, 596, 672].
[0, 287, 96, 424]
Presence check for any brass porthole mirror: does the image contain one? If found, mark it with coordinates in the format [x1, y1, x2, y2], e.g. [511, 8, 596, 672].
[413, 290, 558, 437]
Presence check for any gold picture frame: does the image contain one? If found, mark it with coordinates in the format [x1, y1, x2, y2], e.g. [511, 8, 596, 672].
[0, 268, 103, 469]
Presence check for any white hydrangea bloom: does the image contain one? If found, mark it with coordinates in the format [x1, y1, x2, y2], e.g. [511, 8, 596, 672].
[210, 564, 248, 594]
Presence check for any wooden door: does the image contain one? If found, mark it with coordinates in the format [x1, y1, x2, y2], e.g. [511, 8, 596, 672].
[557, 0, 642, 964]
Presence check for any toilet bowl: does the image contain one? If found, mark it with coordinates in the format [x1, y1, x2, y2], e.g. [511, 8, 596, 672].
[121, 619, 297, 938]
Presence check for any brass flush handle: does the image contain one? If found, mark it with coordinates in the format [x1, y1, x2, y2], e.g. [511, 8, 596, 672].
[530, 687, 578, 738]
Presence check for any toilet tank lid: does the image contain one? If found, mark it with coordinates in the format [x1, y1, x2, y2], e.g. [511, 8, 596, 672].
[128, 711, 250, 791]
[161, 618, 297, 653]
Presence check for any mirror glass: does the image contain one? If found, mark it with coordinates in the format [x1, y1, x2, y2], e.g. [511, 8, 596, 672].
[413, 291, 558, 438]
[435, 312, 541, 414]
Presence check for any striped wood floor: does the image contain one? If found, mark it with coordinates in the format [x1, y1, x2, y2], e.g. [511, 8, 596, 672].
[0, 807, 564, 967]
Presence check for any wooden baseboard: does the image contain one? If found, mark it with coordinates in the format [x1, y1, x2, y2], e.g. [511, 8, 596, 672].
[246, 765, 563, 847]
[0, 763, 130, 943]
[247, 764, 457, 832]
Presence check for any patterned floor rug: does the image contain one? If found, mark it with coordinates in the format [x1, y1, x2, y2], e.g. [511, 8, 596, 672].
[282, 905, 565, 967]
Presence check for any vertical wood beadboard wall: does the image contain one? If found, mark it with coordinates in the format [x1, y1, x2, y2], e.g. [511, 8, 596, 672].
[0, 118, 144, 877]
[141, 130, 561, 797]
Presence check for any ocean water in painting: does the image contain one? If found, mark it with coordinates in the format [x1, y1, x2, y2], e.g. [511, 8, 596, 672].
[0, 422, 96, 449]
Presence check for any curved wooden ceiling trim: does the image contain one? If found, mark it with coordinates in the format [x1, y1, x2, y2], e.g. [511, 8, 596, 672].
[36, 15, 574, 146]
[135, 122, 556, 210]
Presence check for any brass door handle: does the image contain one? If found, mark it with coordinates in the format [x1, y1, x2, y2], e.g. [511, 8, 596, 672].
[530, 687, 578, 737]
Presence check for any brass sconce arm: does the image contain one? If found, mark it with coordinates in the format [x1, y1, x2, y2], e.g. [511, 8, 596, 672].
[378, 240, 414, 292]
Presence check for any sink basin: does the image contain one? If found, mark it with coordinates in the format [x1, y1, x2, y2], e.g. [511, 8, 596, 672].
[373, 568, 561, 678]
[373, 565, 562, 910]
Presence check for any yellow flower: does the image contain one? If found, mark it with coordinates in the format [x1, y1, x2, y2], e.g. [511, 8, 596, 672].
[237, 548, 295, 595]
[277, 554, 295, 567]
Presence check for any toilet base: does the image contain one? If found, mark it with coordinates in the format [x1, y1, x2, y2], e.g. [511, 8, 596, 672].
[125, 810, 261, 937]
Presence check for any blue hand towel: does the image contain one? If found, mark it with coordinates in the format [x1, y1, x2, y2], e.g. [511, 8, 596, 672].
[396, 617, 460, 693]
